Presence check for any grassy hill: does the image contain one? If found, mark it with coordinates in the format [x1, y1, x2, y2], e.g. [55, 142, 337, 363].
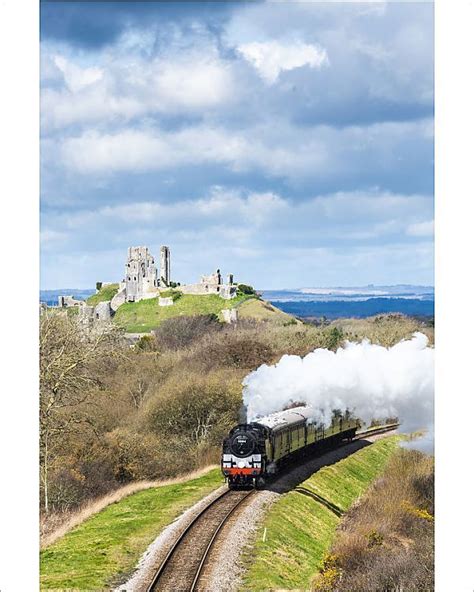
[113, 294, 295, 333]
[86, 283, 119, 307]
[241, 436, 401, 591]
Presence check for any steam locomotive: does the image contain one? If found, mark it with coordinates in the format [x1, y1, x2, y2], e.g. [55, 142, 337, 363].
[221, 406, 359, 488]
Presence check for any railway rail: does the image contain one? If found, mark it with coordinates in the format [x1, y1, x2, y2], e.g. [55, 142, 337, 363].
[146, 423, 398, 592]
[146, 488, 255, 592]
[355, 423, 399, 439]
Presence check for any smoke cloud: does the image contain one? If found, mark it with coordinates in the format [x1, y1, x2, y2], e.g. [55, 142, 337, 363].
[243, 333, 433, 444]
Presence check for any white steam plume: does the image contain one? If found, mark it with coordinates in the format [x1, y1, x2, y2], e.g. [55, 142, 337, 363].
[243, 332, 433, 444]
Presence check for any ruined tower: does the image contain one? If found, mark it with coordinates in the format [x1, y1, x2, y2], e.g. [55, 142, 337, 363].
[160, 246, 171, 287]
[124, 246, 158, 302]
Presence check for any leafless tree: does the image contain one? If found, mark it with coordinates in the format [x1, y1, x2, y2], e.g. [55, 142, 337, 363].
[39, 312, 126, 513]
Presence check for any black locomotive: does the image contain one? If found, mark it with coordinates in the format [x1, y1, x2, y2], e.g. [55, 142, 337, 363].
[221, 406, 358, 488]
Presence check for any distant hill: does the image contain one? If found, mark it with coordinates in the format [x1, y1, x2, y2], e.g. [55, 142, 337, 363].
[268, 297, 434, 319]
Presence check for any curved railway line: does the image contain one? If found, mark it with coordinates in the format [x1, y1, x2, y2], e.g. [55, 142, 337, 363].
[145, 424, 398, 592]
[146, 488, 256, 592]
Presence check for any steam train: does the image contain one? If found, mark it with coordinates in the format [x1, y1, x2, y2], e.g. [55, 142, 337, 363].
[221, 406, 359, 488]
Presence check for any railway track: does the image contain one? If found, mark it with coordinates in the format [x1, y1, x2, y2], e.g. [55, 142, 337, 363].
[146, 488, 255, 592]
[355, 423, 399, 440]
[145, 423, 398, 592]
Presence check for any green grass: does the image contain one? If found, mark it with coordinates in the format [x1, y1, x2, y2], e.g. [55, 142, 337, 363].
[40, 469, 223, 591]
[113, 293, 255, 333]
[241, 436, 401, 591]
[86, 284, 119, 307]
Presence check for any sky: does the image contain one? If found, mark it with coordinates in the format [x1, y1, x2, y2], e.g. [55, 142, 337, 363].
[40, 1, 434, 290]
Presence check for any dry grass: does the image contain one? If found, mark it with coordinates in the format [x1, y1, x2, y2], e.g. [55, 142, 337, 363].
[40, 464, 217, 549]
[237, 298, 300, 325]
[312, 448, 434, 591]
[332, 314, 434, 347]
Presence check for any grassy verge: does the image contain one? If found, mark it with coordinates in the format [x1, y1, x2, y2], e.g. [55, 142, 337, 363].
[241, 436, 401, 591]
[113, 293, 254, 332]
[86, 283, 119, 307]
[40, 468, 223, 591]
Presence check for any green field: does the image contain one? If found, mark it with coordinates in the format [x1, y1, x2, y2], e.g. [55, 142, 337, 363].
[113, 293, 255, 332]
[40, 469, 223, 591]
[86, 284, 119, 307]
[241, 436, 401, 591]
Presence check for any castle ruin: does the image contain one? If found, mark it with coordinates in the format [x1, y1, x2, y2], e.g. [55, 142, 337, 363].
[57, 244, 239, 330]
[119, 246, 237, 302]
[124, 246, 159, 302]
[160, 246, 171, 287]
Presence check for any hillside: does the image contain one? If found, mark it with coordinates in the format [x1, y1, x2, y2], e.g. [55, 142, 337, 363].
[237, 297, 299, 325]
[86, 283, 119, 307]
[113, 294, 294, 333]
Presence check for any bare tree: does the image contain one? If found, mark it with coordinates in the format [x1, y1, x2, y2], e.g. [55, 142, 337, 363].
[39, 313, 126, 513]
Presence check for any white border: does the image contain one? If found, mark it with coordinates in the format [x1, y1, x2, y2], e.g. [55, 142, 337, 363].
[0, 0, 39, 590]
[435, 1, 474, 590]
[1, 1, 474, 591]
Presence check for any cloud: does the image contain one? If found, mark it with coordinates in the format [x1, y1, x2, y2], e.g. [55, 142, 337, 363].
[41, 48, 235, 130]
[237, 40, 328, 84]
[56, 119, 433, 193]
[53, 56, 104, 92]
[40, 2, 434, 289]
[406, 219, 434, 237]
[40, 229, 68, 246]
[42, 187, 432, 255]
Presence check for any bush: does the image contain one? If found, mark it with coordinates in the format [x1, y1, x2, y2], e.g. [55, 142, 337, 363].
[237, 283, 256, 295]
[191, 332, 275, 370]
[135, 334, 157, 351]
[152, 314, 222, 350]
[145, 372, 242, 447]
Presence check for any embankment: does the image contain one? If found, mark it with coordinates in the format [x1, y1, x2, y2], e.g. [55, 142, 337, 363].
[240, 436, 401, 591]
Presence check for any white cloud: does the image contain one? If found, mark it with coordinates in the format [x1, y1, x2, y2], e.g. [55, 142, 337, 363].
[406, 219, 434, 237]
[57, 118, 432, 183]
[237, 40, 328, 84]
[45, 187, 431, 246]
[53, 56, 104, 92]
[41, 49, 234, 130]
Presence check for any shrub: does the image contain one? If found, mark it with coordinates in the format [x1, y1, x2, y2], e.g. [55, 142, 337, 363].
[145, 372, 242, 447]
[135, 334, 157, 351]
[152, 314, 222, 350]
[192, 332, 275, 370]
[237, 283, 256, 295]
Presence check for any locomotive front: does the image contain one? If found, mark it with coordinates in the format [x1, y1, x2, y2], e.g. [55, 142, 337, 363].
[221, 423, 267, 487]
